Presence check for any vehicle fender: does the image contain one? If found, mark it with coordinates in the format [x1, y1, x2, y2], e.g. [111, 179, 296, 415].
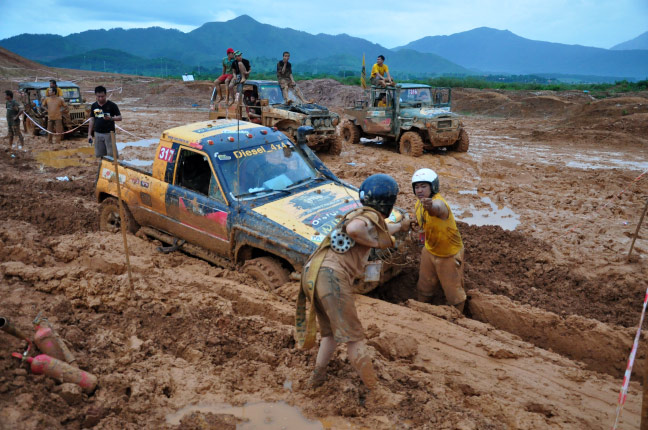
[232, 226, 308, 271]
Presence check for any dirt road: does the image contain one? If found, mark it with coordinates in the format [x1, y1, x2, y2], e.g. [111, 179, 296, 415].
[1, 61, 647, 429]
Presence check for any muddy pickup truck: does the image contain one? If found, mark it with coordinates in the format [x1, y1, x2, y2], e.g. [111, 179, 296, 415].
[95, 119, 406, 289]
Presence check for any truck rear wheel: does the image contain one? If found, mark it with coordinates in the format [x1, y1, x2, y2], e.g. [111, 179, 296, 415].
[327, 135, 343, 155]
[399, 131, 424, 157]
[99, 197, 139, 234]
[340, 121, 361, 145]
[450, 129, 470, 152]
[242, 256, 290, 289]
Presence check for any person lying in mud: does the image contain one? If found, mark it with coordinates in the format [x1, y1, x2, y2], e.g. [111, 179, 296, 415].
[411, 168, 466, 312]
[297, 174, 410, 407]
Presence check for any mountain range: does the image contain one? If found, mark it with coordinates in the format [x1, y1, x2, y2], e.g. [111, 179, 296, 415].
[1, 15, 646, 81]
[612, 31, 648, 50]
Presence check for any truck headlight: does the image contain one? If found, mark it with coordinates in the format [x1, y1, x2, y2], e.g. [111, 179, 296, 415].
[332, 116, 339, 126]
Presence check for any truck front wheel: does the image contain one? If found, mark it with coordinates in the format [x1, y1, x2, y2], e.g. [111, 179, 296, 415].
[242, 256, 290, 289]
[327, 135, 343, 155]
[340, 121, 361, 145]
[99, 197, 139, 234]
[450, 129, 470, 152]
[399, 131, 424, 157]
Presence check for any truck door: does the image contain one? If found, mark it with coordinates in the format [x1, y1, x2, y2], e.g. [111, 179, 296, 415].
[363, 88, 394, 135]
[166, 148, 230, 256]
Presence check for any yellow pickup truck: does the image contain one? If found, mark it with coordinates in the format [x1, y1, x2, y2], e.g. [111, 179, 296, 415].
[95, 119, 405, 289]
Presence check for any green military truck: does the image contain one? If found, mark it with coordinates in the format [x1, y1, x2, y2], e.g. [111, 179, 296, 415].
[339, 84, 468, 157]
[19, 81, 90, 136]
[209, 80, 343, 155]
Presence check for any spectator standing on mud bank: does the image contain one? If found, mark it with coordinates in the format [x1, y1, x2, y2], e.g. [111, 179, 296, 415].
[276, 51, 307, 104]
[213, 48, 235, 104]
[42, 88, 67, 144]
[370, 55, 394, 87]
[4, 90, 24, 150]
[229, 51, 251, 105]
[88, 86, 122, 158]
[411, 168, 466, 312]
[297, 174, 409, 407]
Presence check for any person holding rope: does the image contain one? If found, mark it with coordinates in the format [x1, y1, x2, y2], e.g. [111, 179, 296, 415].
[296, 174, 410, 408]
[41, 88, 67, 144]
[4, 90, 24, 150]
[88, 85, 121, 158]
[411, 168, 466, 312]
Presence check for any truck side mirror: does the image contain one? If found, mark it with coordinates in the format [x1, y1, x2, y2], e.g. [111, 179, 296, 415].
[297, 126, 314, 145]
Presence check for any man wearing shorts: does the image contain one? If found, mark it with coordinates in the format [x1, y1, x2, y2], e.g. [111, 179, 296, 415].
[276, 51, 308, 104]
[88, 85, 122, 158]
[411, 168, 466, 312]
[298, 174, 409, 407]
[4, 90, 24, 150]
[213, 48, 235, 103]
[229, 50, 251, 105]
[370, 55, 394, 87]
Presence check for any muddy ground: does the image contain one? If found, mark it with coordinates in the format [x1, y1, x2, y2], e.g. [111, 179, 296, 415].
[1, 53, 647, 429]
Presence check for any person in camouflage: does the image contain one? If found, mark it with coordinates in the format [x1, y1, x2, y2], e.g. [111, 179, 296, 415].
[4, 90, 24, 150]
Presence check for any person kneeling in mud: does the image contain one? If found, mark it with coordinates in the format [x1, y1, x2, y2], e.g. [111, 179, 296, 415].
[411, 168, 466, 312]
[296, 174, 409, 407]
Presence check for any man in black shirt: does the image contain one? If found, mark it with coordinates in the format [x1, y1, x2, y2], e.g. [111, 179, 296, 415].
[88, 85, 122, 158]
[276, 51, 307, 104]
[229, 51, 251, 105]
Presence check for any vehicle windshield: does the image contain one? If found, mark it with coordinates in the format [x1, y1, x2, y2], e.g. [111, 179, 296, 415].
[259, 85, 285, 105]
[215, 139, 319, 198]
[399, 88, 432, 106]
[38, 87, 81, 101]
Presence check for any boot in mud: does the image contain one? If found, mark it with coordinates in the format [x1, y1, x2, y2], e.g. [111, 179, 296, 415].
[306, 366, 327, 389]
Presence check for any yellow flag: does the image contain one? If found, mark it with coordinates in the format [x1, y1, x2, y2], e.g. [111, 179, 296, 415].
[361, 53, 367, 89]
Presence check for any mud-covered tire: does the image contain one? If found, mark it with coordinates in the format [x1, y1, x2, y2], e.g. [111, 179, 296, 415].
[242, 256, 290, 289]
[340, 121, 361, 145]
[399, 131, 424, 157]
[99, 197, 139, 234]
[25, 118, 40, 136]
[450, 129, 469, 152]
[327, 135, 343, 155]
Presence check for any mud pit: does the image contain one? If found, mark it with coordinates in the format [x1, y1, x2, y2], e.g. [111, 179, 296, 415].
[1, 61, 647, 429]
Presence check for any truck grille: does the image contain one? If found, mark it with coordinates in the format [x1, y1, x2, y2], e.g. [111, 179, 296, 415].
[70, 112, 86, 121]
[438, 120, 452, 129]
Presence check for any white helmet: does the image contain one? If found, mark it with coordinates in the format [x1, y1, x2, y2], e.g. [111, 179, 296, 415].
[411, 168, 439, 195]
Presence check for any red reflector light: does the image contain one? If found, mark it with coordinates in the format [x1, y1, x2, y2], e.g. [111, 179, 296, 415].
[247, 133, 253, 138]
[228, 136, 235, 142]
[260, 130, 268, 135]
[189, 142, 203, 149]
[208, 140, 214, 145]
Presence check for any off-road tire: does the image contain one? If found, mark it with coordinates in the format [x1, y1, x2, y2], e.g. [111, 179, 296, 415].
[340, 121, 361, 145]
[242, 256, 290, 289]
[25, 118, 40, 136]
[327, 135, 343, 155]
[399, 131, 424, 157]
[450, 129, 469, 152]
[99, 197, 140, 234]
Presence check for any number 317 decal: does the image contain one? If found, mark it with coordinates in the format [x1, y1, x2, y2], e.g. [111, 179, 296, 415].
[158, 147, 176, 162]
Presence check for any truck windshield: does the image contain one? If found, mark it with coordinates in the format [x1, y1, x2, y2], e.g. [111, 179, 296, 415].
[259, 85, 285, 105]
[215, 140, 318, 198]
[400, 88, 432, 106]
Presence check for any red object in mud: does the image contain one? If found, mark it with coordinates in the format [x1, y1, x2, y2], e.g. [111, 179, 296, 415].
[34, 326, 66, 361]
[26, 354, 97, 392]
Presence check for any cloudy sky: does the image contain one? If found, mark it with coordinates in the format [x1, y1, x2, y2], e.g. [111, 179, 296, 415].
[1, 0, 646, 48]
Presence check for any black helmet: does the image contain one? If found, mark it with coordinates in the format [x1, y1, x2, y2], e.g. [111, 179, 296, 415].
[359, 174, 399, 217]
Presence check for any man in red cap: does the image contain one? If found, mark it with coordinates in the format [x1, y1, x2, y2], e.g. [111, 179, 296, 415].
[213, 48, 235, 104]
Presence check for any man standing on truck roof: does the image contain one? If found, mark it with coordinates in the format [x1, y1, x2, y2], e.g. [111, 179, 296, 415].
[229, 50, 251, 105]
[4, 90, 24, 150]
[411, 168, 466, 312]
[277, 51, 308, 105]
[41, 88, 67, 144]
[49, 79, 63, 97]
[88, 85, 122, 158]
[213, 48, 236, 104]
[296, 174, 410, 408]
[370, 55, 394, 87]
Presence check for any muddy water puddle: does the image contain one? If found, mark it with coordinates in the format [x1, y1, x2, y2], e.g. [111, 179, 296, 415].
[166, 401, 323, 429]
[35, 138, 157, 169]
[451, 195, 520, 230]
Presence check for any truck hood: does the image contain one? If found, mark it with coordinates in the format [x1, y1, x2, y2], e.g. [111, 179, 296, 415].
[400, 107, 458, 120]
[276, 103, 331, 116]
[252, 182, 361, 245]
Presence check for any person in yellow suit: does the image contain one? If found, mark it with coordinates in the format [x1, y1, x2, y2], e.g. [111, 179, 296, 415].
[412, 168, 466, 312]
[370, 55, 394, 87]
